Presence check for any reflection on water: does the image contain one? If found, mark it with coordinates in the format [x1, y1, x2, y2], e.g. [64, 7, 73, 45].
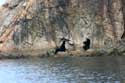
[0, 56, 125, 83]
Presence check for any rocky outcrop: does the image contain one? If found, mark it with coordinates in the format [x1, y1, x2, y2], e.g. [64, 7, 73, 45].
[0, 0, 124, 54]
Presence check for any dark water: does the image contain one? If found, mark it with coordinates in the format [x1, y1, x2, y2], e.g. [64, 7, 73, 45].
[0, 56, 125, 83]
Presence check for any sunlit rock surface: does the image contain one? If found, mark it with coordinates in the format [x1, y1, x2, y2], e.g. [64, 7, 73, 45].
[0, 0, 124, 53]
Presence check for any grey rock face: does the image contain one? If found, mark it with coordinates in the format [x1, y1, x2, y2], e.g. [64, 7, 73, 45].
[0, 0, 124, 52]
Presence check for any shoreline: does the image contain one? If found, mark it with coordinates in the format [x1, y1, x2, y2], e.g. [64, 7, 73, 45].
[0, 48, 125, 59]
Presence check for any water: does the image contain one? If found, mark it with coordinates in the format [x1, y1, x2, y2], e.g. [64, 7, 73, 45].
[0, 56, 125, 83]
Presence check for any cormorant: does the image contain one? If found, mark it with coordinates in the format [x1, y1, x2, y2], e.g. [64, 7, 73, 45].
[83, 38, 90, 51]
[55, 37, 69, 54]
[55, 40, 66, 54]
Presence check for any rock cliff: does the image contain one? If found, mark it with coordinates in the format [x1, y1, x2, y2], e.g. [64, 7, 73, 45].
[0, 0, 124, 53]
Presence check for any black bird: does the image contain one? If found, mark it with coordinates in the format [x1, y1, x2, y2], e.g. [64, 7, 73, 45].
[55, 37, 69, 54]
[60, 37, 70, 42]
[55, 40, 66, 54]
[83, 38, 90, 51]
